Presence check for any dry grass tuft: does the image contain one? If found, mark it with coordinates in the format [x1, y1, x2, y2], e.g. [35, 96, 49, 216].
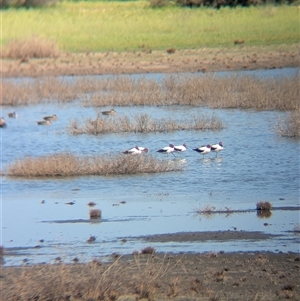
[193, 205, 216, 216]
[275, 110, 300, 138]
[5, 153, 183, 178]
[256, 201, 272, 211]
[67, 113, 224, 135]
[2, 36, 59, 60]
[89, 209, 101, 219]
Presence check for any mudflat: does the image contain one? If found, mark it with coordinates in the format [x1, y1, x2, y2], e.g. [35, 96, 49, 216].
[1, 44, 299, 78]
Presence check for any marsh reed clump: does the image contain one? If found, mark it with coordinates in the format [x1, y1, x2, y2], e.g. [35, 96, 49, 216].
[2, 74, 298, 111]
[89, 209, 101, 219]
[256, 201, 272, 211]
[67, 113, 224, 135]
[275, 110, 300, 138]
[5, 153, 183, 177]
[193, 205, 216, 216]
[2, 37, 59, 60]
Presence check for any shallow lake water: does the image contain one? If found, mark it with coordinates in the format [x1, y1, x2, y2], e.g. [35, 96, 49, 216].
[1, 68, 299, 266]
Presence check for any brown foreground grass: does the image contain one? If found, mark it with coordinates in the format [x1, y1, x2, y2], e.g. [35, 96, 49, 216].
[1, 74, 298, 112]
[5, 153, 183, 177]
[67, 113, 224, 135]
[1, 252, 300, 301]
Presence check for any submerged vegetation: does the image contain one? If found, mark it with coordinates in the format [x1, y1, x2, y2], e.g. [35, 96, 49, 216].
[1, 75, 298, 112]
[67, 113, 224, 135]
[5, 153, 183, 177]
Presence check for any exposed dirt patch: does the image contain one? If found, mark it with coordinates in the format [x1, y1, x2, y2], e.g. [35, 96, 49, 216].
[128, 230, 279, 242]
[1, 252, 299, 300]
[1, 44, 299, 78]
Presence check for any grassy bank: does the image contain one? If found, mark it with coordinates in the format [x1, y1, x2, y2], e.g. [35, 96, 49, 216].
[1, 2, 298, 52]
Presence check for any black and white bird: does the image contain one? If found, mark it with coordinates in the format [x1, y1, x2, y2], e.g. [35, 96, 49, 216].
[157, 144, 175, 156]
[193, 144, 211, 157]
[174, 143, 187, 152]
[211, 141, 223, 157]
[123, 146, 148, 155]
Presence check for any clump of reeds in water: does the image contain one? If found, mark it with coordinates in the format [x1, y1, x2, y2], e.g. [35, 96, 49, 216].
[90, 209, 101, 219]
[256, 201, 272, 211]
[67, 113, 224, 135]
[5, 153, 183, 177]
[193, 205, 216, 216]
[275, 110, 300, 138]
[256, 201, 272, 218]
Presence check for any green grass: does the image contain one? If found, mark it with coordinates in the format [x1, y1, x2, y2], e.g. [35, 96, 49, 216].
[1, 2, 299, 52]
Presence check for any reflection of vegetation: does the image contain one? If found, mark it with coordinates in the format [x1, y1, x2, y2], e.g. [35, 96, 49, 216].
[275, 110, 300, 138]
[256, 201, 272, 218]
[256, 210, 272, 219]
[6, 153, 183, 177]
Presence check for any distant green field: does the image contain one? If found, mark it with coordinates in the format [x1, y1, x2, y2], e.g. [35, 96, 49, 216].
[1, 1, 299, 52]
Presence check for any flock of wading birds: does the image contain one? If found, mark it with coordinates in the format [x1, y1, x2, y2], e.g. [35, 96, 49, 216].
[0, 109, 224, 158]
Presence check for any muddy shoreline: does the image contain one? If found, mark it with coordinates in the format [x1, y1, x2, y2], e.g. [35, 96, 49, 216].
[1, 44, 299, 78]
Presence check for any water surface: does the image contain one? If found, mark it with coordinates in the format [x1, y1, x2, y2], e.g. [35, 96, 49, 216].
[1, 68, 299, 266]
